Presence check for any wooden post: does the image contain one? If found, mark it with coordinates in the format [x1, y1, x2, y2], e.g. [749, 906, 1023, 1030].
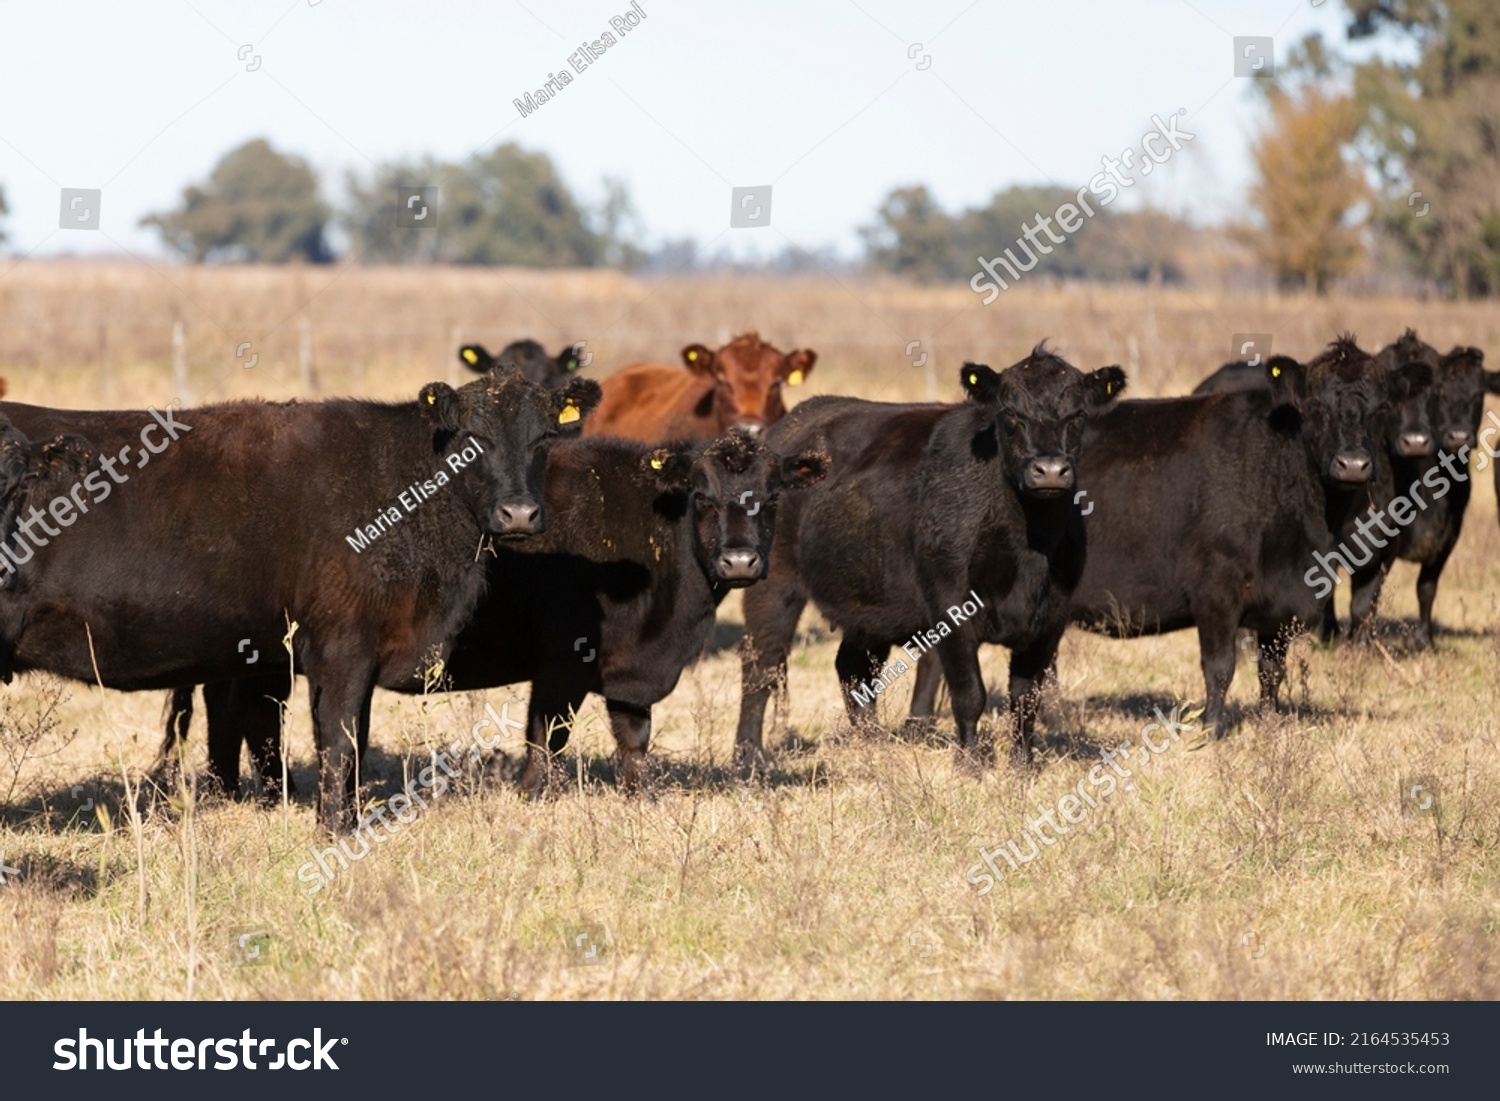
[299, 320, 317, 396]
[171, 320, 190, 405]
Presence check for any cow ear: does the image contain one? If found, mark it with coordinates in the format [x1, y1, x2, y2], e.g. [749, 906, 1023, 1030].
[780, 449, 829, 489]
[1084, 366, 1126, 408]
[960, 363, 1001, 404]
[644, 444, 694, 491]
[1484, 370, 1500, 396]
[558, 343, 584, 373]
[458, 345, 492, 374]
[419, 382, 463, 430]
[553, 377, 602, 432]
[1265, 356, 1306, 407]
[682, 344, 716, 378]
[784, 349, 817, 387]
[1389, 360, 1433, 404]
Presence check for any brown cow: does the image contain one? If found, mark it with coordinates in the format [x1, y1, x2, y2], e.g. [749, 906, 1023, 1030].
[583, 332, 815, 442]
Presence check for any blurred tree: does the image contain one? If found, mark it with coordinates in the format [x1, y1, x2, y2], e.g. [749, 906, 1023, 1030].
[1244, 34, 1368, 292]
[141, 139, 332, 263]
[859, 186, 957, 281]
[1348, 0, 1500, 295]
[344, 143, 601, 267]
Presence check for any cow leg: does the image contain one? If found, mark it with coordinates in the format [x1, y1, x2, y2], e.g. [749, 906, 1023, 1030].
[1008, 633, 1062, 768]
[232, 675, 294, 799]
[306, 660, 376, 833]
[1413, 550, 1452, 651]
[1318, 596, 1339, 643]
[1196, 618, 1238, 738]
[153, 686, 196, 790]
[1255, 630, 1288, 712]
[520, 675, 582, 796]
[201, 681, 244, 797]
[935, 636, 987, 766]
[1347, 563, 1388, 643]
[904, 651, 943, 738]
[607, 700, 652, 795]
[835, 638, 888, 729]
[736, 572, 807, 763]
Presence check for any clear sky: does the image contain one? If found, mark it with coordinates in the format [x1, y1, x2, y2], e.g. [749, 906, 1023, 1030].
[0, 0, 1362, 261]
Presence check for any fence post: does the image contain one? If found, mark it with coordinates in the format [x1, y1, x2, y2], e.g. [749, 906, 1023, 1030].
[172, 320, 190, 405]
[299, 320, 317, 396]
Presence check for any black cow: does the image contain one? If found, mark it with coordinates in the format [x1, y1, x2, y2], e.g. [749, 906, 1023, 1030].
[160, 429, 829, 797]
[459, 340, 584, 389]
[735, 346, 1126, 767]
[909, 338, 1432, 737]
[0, 419, 94, 591]
[1370, 332, 1499, 648]
[0, 370, 602, 830]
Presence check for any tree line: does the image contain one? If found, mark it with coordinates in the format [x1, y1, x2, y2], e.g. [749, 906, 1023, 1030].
[0, 2, 1493, 296]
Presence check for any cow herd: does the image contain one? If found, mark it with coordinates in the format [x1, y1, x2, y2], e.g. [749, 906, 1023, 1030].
[0, 328, 1493, 833]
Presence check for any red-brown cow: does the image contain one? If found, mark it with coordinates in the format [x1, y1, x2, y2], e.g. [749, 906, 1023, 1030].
[583, 332, 815, 442]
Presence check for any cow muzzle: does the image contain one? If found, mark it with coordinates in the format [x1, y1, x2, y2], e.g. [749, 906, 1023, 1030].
[1443, 428, 1473, 452]
[1022, 456, 1075, 495]
[1396, 431, 1434, 457]
[492, 499, 544, 537]
[716, 547, 764, 585]
[1329, 450, 1373, 484]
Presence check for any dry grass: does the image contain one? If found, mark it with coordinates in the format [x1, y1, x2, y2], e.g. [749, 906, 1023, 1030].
[0, 262, 1497, 1000]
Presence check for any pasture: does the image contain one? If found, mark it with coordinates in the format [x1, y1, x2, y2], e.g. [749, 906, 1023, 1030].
[1, 262, 1497, 999]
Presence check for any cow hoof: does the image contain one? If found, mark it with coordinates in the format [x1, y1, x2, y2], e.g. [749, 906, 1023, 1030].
[901, 716, 939, 743]
[733, 743, 772, 777]
[954, 745, 991, 775]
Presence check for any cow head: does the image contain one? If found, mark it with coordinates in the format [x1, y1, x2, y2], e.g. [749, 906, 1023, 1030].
[1426, 345, 1499, 455]
[1374, 330, 1442, 458]
[645, 428, 828, 586]
[681, 332, 816, 435]
[458, 339, 585, 390]
[961, 344, 1126, 499]
[1265, 336, 1432, 487]
[420, 368, 602, 538]
[0, 421, 93, 591]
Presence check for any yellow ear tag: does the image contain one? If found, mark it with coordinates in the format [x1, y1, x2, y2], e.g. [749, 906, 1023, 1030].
[462, 348, 478, 364]
[426, 392, 437, 404]
[1271, 365, 1281, 378]
[788, 370, 804, 386]
[968, 373, 978, 386]
[650, 457, 664, 470]
[558, 402, 580, 425]
[686, 350, 698, 361]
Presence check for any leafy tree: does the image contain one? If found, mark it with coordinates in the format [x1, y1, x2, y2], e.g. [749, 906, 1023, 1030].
[859, 186, 957, 281]
[344, 143, 601, 266]
[1244, 38, 1368, 293]
[1348, 0, 1500, 295]
[141, 139, 332, 263]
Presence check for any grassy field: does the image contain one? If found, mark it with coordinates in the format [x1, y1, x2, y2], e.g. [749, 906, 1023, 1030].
[0, 262, 1497, 1000]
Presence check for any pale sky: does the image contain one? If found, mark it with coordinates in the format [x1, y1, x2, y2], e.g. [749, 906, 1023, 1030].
[0, 0, 1365, 261]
